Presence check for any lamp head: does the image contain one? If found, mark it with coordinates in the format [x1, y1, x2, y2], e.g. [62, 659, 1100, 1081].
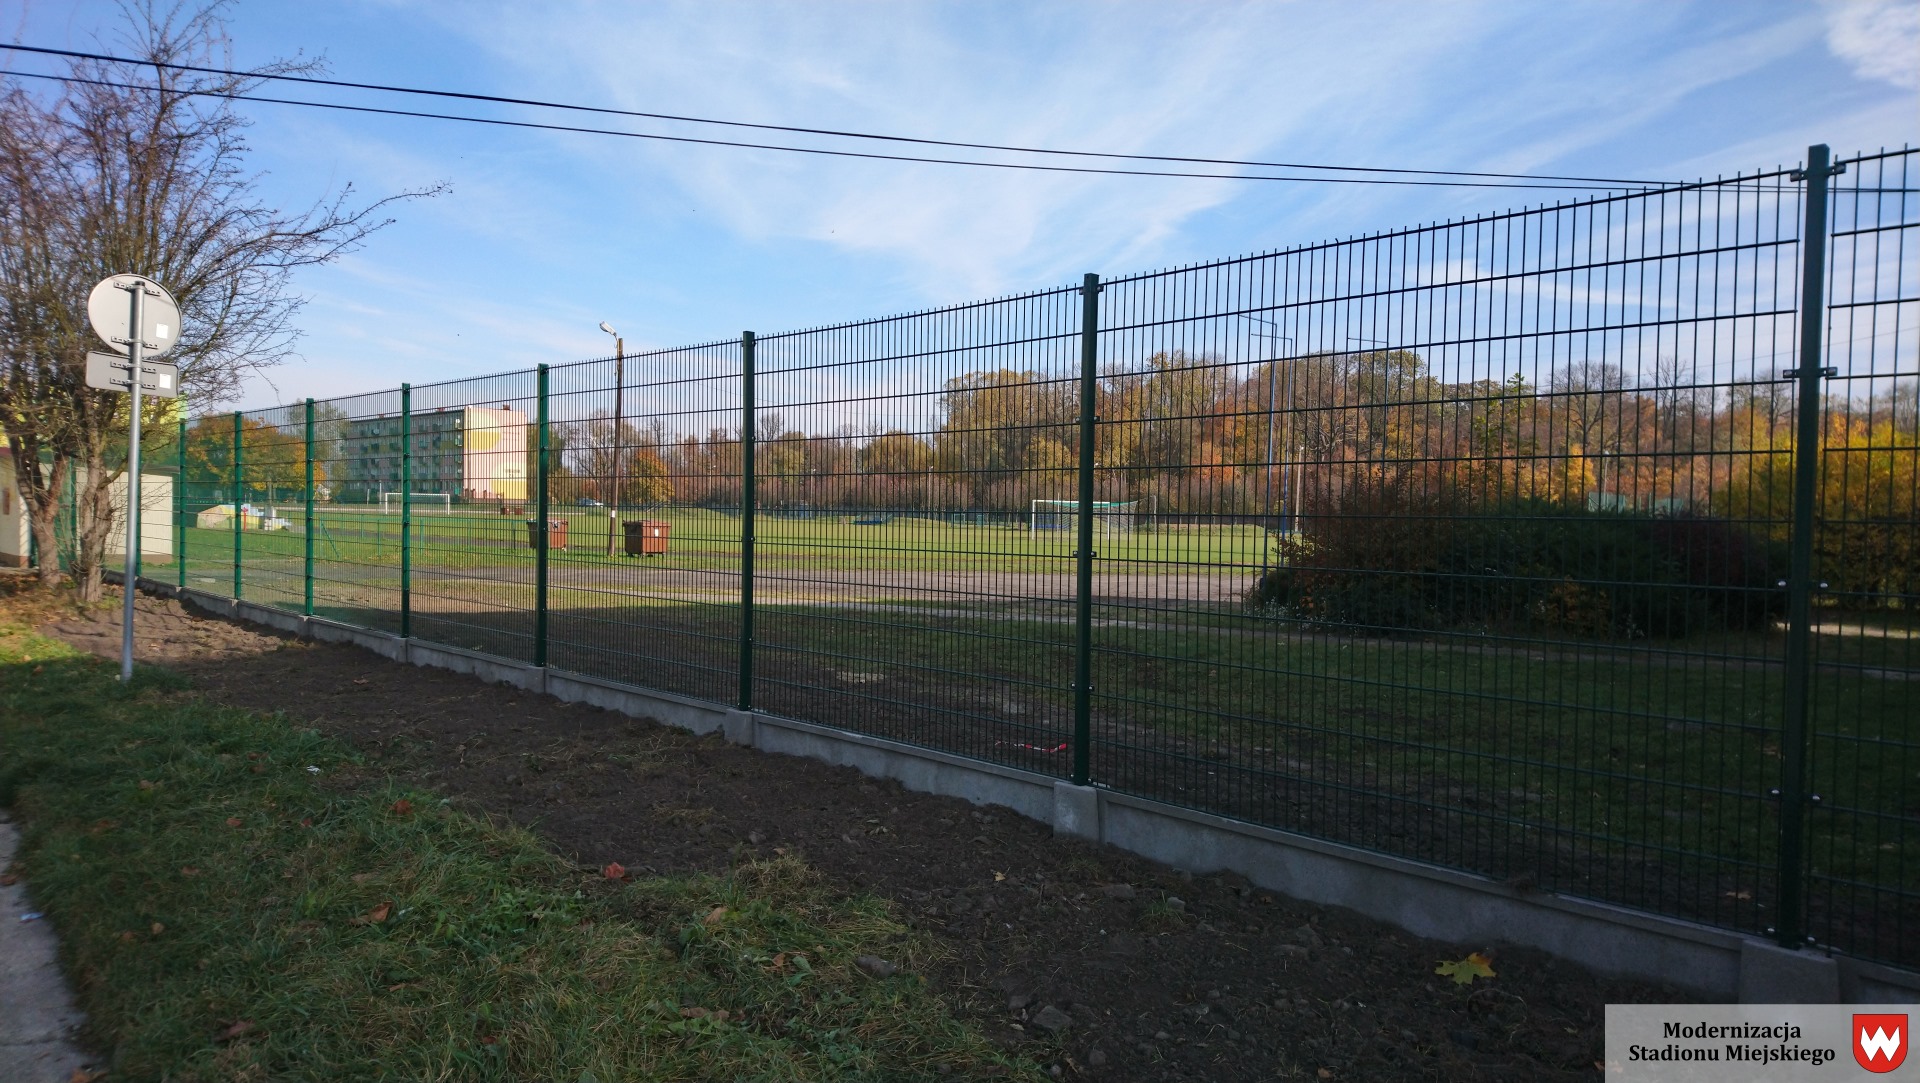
[599, 321, 617, 337]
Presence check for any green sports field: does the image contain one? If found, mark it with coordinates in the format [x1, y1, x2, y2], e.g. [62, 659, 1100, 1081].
[181, 504, 1270, 574]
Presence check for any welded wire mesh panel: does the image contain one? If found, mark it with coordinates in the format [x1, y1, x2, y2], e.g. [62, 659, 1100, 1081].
[752, 290, 1082, 772]
[1089, 168, 1817, 939]
[545, 343, 744, 695]
[405, 372, 540, 662]
[306, 389, 406, 635]
[179, 414, 238, 598]
[1806, 148, 1919, 965]
[232, 403, 308, 613]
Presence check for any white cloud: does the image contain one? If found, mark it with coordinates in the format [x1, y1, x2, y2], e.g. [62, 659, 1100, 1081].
[438, 0, 1485, 298]
[1824, 0, 1920, 89]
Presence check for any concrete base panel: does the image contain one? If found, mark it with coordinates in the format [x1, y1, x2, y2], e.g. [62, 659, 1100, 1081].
[1052, 782, 1100, 841]
[1740, 938, 1841, 1004]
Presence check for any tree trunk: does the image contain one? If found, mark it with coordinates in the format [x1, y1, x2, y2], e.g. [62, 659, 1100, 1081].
[8, 444, 66, 588]
[69, 447, 119, 604]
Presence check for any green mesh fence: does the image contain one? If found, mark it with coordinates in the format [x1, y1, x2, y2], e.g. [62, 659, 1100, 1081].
[160, 146, 1917, 969]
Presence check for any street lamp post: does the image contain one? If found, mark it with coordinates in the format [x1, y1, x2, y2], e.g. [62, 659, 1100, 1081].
[600, 321, 624, 557]
[1243, 317, 1295, 536]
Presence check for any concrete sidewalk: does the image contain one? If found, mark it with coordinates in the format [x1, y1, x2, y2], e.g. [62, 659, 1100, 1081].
[0, 810, 98, 1083]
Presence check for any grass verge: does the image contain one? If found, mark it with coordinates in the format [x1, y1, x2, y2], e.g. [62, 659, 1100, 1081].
[0, 585, 1034, 1082]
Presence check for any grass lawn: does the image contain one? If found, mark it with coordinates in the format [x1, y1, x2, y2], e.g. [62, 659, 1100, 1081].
[179, 505, 1268, 576]
[0, 583, 1038, 1082]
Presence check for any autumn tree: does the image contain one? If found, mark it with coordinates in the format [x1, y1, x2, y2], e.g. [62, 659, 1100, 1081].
[0, 3, 435, 598]
[562, 413, 674, 506]
[182, 415, 323, 504]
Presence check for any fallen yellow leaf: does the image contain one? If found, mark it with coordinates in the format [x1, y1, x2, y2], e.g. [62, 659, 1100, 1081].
[1434, 952, 1496, 985]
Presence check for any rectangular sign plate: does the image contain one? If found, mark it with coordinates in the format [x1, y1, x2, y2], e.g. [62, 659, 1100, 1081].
[84, 351, 180, 398]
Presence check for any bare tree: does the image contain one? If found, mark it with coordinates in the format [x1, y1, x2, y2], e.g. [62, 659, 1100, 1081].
[0, 2, 439, 599]
[1546, 359, 1628, 458]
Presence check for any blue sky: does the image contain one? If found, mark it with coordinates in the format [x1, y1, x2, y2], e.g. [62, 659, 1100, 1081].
[7, 0, 1917, 408]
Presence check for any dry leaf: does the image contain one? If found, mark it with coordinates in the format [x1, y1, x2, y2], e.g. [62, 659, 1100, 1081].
[993, 871, 1006, 882]
[390, 799, 413, 816]
[602, 861, 627, 880]
[179, 866, 200, 878]
[1317, 1071, 1333, 1080]
[149, 922, 165, 936]
[0, 872, 18, 887]
[137, 780, 155, 791]
[1434, 952, 1496, 985]
[300, 818, 313, 828]
[703, 906, 728, 926]
[351, 872, 375, 884]
[352, 678, 369, 686]
[351, 901, 394, 926]
[116, 931, 137, 943]
[68, 1068, 106, 1083]
[225, 817, 243, 828]
[680, 1006, 710, 1019]
[216, 1020, 254, 1042]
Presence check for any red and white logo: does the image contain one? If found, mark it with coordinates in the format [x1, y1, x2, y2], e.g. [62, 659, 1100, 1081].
[1854, 1013, 1907, 1073]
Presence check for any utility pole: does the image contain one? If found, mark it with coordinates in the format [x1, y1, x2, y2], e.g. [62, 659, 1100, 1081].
[1244, 317, 1295, 539]
[601, 322, 624, 557]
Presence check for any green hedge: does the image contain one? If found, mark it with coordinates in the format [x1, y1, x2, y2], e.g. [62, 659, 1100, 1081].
[1251, 486, 1782, 639]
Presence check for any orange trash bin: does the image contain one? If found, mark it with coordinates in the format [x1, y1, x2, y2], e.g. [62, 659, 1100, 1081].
[526, 518, 567, 550]
[623, 519, 670, 556]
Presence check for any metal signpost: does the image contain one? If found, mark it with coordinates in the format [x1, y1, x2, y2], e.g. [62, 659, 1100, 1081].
[84, 274, 182, 682]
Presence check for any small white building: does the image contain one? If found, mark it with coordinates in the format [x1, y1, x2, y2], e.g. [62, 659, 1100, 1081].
[0, 450, 174, 568]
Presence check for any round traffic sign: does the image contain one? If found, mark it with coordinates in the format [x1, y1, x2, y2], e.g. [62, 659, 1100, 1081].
[86, 275, 182, 359]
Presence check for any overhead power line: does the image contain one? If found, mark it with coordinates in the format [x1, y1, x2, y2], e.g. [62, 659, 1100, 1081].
[1, 41, 1675, 189]
[2, 67, 1665, 191]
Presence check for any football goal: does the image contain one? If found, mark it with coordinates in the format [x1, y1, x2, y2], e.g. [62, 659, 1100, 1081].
[380, 491, 453, 515]
[1030, 498, 1147, 533]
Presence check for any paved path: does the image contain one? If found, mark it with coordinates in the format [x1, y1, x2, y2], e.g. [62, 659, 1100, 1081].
[0, 811, 97, 1083]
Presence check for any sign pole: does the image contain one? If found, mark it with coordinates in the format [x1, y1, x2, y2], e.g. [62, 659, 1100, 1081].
[119, 284, 145, 682]
[85, 272, 181, 683]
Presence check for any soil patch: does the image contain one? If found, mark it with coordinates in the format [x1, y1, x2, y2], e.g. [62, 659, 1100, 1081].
[44, 587, 1687, 1081]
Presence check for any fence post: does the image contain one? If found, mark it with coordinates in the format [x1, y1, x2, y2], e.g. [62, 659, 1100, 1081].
[1776, 143, 1836, 951]
[400, 384, 412, 638]
[534, 364, 550, 668]
[1072, 273, 1100, 786]
[304, 399, 316, 617]
[738, 331, 757, 712]
[231, 411, 243, 601]
[176, 418, 187, 590]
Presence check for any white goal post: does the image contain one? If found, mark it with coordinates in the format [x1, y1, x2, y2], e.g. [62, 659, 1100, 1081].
[380, 491, 453, 515]
[1030, 498, 1147, 533]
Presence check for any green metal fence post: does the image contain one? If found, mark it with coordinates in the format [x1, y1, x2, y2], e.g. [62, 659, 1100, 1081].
[232, 411, 243, 601]
[400, 384, 412, 638]
[304, 399, 315, 617]
[738, 331, 757, 712]
[176, 418, 187, 589]
[1072, 273, 1100, 786]
[1776, 143, 1837, 951]
[535, 365, 550, 668]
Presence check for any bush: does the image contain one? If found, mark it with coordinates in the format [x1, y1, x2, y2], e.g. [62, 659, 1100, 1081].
[1251, 477, 1781, 639]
